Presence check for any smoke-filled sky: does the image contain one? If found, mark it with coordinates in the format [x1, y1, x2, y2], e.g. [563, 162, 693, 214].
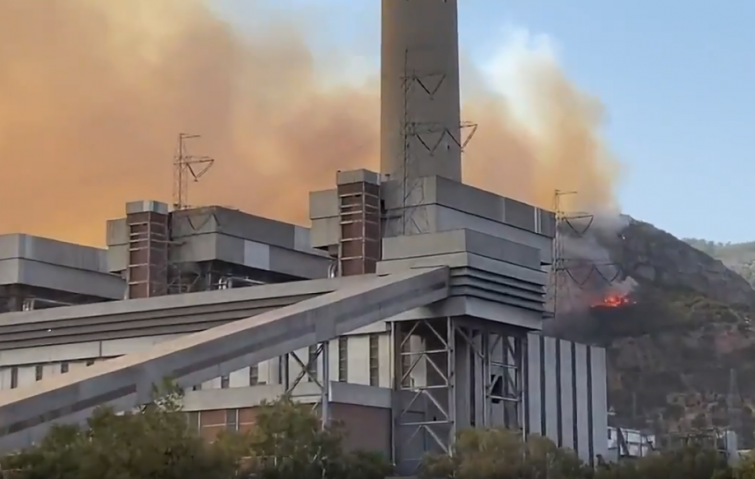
[1, 0, 753, 244]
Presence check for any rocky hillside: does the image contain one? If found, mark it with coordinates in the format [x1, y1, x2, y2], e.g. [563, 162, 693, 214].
[558, 218, 755, 444]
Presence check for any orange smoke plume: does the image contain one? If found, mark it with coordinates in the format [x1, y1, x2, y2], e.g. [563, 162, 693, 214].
[0, 0, 622, 246]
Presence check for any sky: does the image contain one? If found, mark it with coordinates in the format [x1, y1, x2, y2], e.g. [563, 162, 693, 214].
[211, 0, 755, 243]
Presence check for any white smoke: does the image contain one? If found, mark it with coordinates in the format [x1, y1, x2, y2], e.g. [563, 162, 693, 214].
[481, 26, 561, 137]
[476, 27, 635, 318]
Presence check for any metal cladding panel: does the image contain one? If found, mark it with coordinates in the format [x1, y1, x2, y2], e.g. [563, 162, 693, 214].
[590, 346, 609, 459]
[523, 335, 608, 464]
[170, 206, 304, 253]
[309, 189, 339, 221]
[0, 258, 124, 299]
[0, 267, 449, 451]
[574, 343, 591, 462]
[0, 275, 378, 350]
[0, 234, 108, 272]
[543, 336, 559, 441]
[381, 229, 541, 271]
[435, 206, 554, 264]
[106, 219, 128, 247]
[526, 333, 542, 435]
[559, 339, 575, 450]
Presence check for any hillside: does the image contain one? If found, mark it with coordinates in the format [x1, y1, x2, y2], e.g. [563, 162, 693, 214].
[553, 218, 755, 444]
[684, 239, 755, 287]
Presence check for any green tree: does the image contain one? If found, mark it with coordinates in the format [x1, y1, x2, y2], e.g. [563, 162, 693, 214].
[734, 449, 755, 479]
[421, 428, 591, 479]
[2, 390, 392, 479]
[595, 444, 733, 479]
[1, 385, 236, 479]
[241, 397, 391, 479]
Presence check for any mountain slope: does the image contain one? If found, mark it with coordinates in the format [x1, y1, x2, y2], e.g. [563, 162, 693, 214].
[558, 218, 755, 443]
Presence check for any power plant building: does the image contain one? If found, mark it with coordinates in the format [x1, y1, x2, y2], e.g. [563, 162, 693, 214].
[0, 0, 609, 474]
[0, 186, 608, 471]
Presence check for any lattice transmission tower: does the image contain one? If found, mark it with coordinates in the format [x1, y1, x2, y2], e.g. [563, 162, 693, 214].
[173, 133, 215, 211]
[548, 189, 624, 319]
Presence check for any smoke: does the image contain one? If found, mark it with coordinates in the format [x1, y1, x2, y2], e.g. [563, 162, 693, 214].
[466, 28, 622, 214]
[546, 213, 638, 331]
[0, 1, 622, 246]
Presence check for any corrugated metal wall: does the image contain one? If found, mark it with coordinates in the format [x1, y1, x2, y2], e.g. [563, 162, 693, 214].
[526, 333, 608, 464]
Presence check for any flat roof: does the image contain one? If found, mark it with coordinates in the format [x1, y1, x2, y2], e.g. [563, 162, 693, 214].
[0, 234, 108, 272]
[0, 234, 124, 299]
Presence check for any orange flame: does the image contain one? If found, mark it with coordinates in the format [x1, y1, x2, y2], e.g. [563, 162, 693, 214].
[592, 293, 633, 308]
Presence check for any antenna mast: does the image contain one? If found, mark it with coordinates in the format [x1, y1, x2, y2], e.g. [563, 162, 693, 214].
[173, 133, 215, 211]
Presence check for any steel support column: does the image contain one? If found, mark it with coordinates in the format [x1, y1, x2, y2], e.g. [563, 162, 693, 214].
[391, 317, 526, 474]
[280, 341, 331, 428]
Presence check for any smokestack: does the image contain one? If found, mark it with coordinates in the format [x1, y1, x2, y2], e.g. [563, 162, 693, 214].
[380, 0, 462, 184]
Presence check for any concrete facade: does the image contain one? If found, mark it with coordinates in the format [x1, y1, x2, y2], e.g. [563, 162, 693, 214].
[380, 0, 462, 184]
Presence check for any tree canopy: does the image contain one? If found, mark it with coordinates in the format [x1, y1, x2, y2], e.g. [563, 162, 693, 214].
[0, 387, 390, 479]
[2, 387, 755, 479]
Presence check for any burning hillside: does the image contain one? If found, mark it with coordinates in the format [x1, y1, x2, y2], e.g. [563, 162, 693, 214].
[546, 215, 755, 438]
[591, 292, 635, 309]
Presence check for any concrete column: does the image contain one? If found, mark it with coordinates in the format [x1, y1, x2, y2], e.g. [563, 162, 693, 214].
[380, 0, 462, 184]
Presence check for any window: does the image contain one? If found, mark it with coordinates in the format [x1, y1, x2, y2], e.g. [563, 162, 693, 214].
[86, 359, 95, 366]
[192, 384, 202, 391]
[338, 337, 348, 382]
[10, 366, 18, 389]
[401, 351, 412, 386]
[220, 375, 230, 389]
[249, 365, 259, 386]
[60, 362, 69, 374]
[307, 345, 318, 382]
[368, 334, 379, 386]
[187, 412, 199, 432]
[278, 355, 287, 385]
[35, 365, 43, 381]
[226, 409, 238, 431]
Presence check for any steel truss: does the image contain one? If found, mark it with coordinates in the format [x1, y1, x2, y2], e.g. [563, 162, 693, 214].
[391, 317, 525, 473]
[279, 341, 331, 428]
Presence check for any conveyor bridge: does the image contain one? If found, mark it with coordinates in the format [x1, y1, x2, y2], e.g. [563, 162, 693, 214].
[0, 267, 449, 451]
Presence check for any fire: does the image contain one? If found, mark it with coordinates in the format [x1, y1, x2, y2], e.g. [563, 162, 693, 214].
[592, 293, 634, 308]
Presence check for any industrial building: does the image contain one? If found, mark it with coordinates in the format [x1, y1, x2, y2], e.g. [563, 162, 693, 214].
[0, 0, 609, 475]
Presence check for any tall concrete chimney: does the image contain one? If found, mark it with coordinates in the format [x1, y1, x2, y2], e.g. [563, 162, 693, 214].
[380, 0, 462, 184]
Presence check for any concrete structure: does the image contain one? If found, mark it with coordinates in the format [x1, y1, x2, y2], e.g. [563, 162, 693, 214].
[0, 0, 610, 475]
[0, 191, 608, 471]
[607, 427, 656, 460]
[530, 336, 607, 462]
[0, 234, 125, 312]
[0, 267, 448, 452]
[380, 0, 462, 184]
[0, 178, 605, 472]
[0, 286, 607, 467]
